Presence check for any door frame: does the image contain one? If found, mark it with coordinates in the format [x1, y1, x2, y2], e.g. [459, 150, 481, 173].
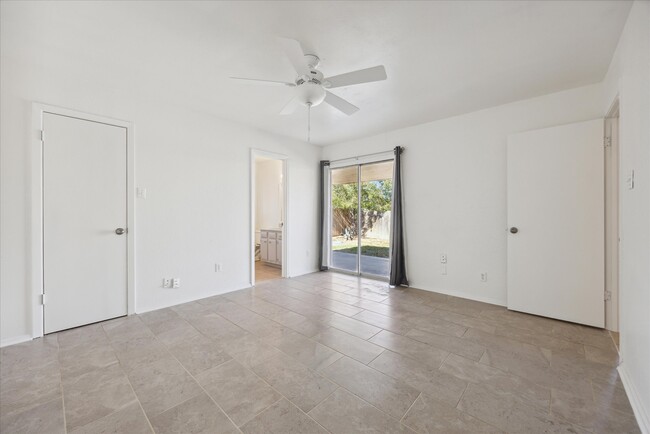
[605, 98, 620, 332]
[329, 156, 394, 281]
[249, 148, 288, 286]
[30, 103, 136, 338]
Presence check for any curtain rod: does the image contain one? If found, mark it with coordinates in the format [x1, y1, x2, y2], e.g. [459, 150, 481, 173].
[327, 147, 404, 164]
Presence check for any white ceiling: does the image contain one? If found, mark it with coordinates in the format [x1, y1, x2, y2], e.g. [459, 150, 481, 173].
[3, 1, 632, 145]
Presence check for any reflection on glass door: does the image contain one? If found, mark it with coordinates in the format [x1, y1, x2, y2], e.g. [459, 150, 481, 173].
[330, 165, 359, 273]
[330, 160, 393, 277]
[360, 161, 393, 276]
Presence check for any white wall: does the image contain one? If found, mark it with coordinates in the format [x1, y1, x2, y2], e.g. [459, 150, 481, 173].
[255, 159, 284, 233]
[323, 84, 604, 306]
[601, 1, 650, 430]
[0, 5, 320, 345]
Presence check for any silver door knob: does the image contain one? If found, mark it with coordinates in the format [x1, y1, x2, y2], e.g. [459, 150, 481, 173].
[115, 228, 126, 235]
[510, 227, 518, 234]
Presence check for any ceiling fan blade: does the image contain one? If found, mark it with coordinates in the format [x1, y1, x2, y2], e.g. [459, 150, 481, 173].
[230, 77, 295, 87]
[278, 37, 311, 76]
[325, 65, 387, 89]
[280, 97, 300, 115]
[324, 91, 359, 116]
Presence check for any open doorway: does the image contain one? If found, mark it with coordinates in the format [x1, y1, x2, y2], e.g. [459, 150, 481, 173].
[251, 150, 287, 285]
[605, 99, 620, 344]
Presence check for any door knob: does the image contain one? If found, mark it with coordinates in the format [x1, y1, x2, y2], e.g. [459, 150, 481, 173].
[510, 227, 518, 234]
[115, 228, 126, 235]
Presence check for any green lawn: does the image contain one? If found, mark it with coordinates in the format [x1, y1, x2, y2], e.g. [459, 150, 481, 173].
[332, 237, 389, 258]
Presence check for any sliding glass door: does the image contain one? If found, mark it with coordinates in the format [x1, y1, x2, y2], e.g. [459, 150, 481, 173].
[330, 160, 393, 278]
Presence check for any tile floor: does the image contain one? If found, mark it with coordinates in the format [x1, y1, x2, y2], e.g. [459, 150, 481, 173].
[255, 261, 282, 283]
[0, 272, 639, 433]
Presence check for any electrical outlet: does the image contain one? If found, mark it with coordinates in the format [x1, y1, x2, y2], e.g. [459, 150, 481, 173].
[480, 272, 488, 282]
[440, 254, 447, 264]
[172, 278, 180, 289]
[162, 278, 171, 288]
[215, 263, 222, 272]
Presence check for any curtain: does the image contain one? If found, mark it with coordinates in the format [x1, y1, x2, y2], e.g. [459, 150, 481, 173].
[389, 147, 409, 286]
[319, 161, 331, 271]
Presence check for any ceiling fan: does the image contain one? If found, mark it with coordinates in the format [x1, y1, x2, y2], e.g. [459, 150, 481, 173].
[230, 38, 387, 139]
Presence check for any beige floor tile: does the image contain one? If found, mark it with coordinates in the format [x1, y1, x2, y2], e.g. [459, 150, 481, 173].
[458, 382, 584, 433]
[59, 343, 119, 379]
[0, 271, 640, 434]
[0, 359, 61, 418]
[313, 327, 385, 364]
[0, 335, 59, 379]
[429, 309, 498, 334]
[369, 330, 449, 368]
[197, 359, 281, 427]
[127, 356, 203, 418]
[70, 402, 152, 434]
[62, 363, 137, 431]
[218, 333, 285, 369]
[150, 317, 202, 347]
[150, 393, 239, 434]
[322, 356, 420, 420]
[402, 393, 500, 433]
[166, 334, 232, 376]
[406, 328, 485, 361]
[241, 398, 327, 434]
[111, 335, 170, 373]
[309, 387, 413, 433]
[369, 350, 467, 406]
[352, 309, 413, 335]
[268, 329, 343, 372]
[186, 312, 248, 343]
[322, 312, 382, 339]
[102, 316, 153, 344]
[441, 353, 550, 410]
[252, 353, 338, 412]
[0, 398, 65, 434]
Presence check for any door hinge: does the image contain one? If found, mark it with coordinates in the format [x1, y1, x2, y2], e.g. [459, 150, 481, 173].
[604, 290, 612, 301]
[604, 136, 611, 148]
[40, 130, 45, 142]
[40, 293, 45, 305]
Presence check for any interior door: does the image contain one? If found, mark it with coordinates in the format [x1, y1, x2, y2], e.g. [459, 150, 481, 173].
[43, 113, 128, 333]
[507, 119, 604, 327]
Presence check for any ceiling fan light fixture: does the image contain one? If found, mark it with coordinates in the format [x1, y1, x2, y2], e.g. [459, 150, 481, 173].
[296, 81, 326, 107]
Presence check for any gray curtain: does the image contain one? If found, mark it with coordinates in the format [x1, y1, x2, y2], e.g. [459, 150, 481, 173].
[319, 160, 330, 271]
[389, 147, 409, 286]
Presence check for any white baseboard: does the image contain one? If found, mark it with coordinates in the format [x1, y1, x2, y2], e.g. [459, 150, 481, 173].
[1, 334, 33, 348]
[619, 363, 650, 434]
[407, 282, 506, 307]
[288, 268, 320, 278]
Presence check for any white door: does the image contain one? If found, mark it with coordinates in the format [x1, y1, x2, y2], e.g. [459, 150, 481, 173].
[507, 119, 604, 327]
[43, 113, 128, 333]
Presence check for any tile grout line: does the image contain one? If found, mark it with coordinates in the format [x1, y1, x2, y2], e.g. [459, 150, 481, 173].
[100, 322, 157, 434]
[144, 327, 245, 434]
[54, 336, 69, 434]
[398, 391, 421, 424]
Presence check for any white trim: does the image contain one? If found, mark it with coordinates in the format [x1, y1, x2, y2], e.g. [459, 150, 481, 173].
[618, 364, 650, 434]
[1, 335, 33, 348]
[30, 103, 136, 338]
[411, 283, 506, 307]
[329, 151, 394, 169]
[250, 149, 289, 286]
